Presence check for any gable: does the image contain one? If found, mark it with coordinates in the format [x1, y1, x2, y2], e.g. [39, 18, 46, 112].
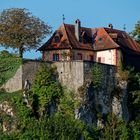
[38, 24, 72, 51]
[93, 28, 119, 51]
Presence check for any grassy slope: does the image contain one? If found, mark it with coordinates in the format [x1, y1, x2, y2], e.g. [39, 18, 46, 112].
[0, 51, 22, 86]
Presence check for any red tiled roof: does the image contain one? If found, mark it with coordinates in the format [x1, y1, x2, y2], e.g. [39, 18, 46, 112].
[64, 24, 94, 50]
[93, 28, 119, 51]
[38, 23, 140, 55]
[38, 24, 72, 51]
[104, 28, 140, 54]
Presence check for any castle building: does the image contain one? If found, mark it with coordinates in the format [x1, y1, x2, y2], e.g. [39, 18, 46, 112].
[38, 20, 140, 70]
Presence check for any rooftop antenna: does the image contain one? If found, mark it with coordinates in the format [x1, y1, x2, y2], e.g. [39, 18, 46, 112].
[62, 14, 65, 23]
[123, 24, 126, 31]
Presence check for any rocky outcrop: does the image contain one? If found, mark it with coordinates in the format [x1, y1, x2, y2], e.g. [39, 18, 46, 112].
[0, 101, 16, 133]
[75, 80, 128, 126]
[0, 101, 14, 117]
[75, 82, 96, 125]
[75, 63, 129, 126]
[112, 80, 129, 122]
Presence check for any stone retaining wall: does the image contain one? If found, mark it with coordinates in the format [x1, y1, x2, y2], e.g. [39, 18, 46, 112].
[1, 60, 129, 122]
[1, 60, 116, 93]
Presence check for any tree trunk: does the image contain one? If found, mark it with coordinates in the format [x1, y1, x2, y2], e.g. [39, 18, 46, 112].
[19, 47, 23, 58]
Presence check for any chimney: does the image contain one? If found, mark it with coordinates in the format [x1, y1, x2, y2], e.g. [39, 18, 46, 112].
[108, 23, 113, 29]
[75, 19, 81, 41]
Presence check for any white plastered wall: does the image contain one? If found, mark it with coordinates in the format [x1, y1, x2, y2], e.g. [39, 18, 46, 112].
[95, 49, 117, 65]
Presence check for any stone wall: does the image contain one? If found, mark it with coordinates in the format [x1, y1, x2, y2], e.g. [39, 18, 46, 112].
[53, 61, 84, 91]
[1, 66, 22, 92]
[1, 60, 85, 92]
[1, 60, 116, 93]
[22, 60, 49, 88]
[1, 60, 129, 123]
[22, 60, 84, 92]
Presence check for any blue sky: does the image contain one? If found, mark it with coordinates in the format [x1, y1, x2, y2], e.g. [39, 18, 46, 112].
[0, 0, 140, 58]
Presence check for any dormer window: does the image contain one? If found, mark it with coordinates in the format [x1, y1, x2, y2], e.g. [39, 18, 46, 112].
[80, 31, 92, 44]
[98, 37, 102, 42]
[54, 35, 60, 43]
[53, 30, 63, 43]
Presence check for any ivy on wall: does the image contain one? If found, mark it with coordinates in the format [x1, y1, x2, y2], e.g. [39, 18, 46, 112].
[92, 63, 104, 88]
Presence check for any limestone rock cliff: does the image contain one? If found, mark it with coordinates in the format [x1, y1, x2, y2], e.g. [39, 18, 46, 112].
[74, 63, 129, 126]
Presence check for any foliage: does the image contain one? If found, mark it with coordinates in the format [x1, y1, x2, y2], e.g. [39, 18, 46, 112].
[118, 68, 129, 81]
[0, 90, 20, 102]
[92, 63, 103, 88]
[101, 113, 130, 140]
[45, 89, 85, 140]
[117, 60, 130, 81]
[130, 20, 140, 44]
[0, 90, 21, 139]
[129, 121, 140, 140]
[0, 83, 86, 140]
[31, 64, 63, 117]
[43, 114, 85, 140]
[84, 126, 100, 140]
[127, 71, 140, 121]
[0, 65, 90, 140]
[0, 50, 22, 86]
[0, 8, 51, 57]
[58, 89, 80, 117]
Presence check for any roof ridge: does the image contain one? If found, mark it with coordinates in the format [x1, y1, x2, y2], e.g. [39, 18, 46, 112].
[63, 24, 127, 33]
[103, 27, 126, 33]
[63, 23, 95, 30]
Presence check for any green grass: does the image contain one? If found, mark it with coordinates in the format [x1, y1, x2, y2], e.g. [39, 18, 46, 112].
[0, 90, 21, 102]
[0, 51, 22, 86]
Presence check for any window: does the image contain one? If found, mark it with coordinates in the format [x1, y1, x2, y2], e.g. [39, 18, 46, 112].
[80, 31, 93, 44]
[98, 37, 102, 42]
[98, 57, 105, 63]
[89, 55, 94, 61]
[54, 36, 60, 43]
[53, 54, 59, 61]
[98, 57, 101, 62]
[77, 53, 83, 60]
[42, 52, 46, 61]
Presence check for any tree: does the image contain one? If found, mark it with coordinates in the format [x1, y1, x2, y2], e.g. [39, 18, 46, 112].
[130, 20, 140, 44]
[128, 72, 140, 121]
[0, 8, 51, 58]
[102, 114, 130, 140]
[32, 64, 62, 117]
